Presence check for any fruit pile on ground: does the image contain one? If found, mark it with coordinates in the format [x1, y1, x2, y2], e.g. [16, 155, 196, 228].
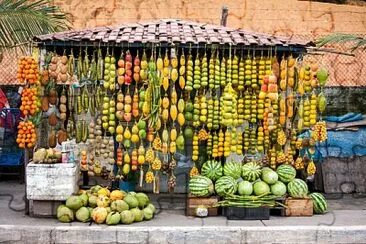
[57, 185, 157, 224]
[188, 161, 328, 214]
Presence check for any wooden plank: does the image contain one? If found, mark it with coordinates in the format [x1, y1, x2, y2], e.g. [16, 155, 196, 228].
[186, 195, 219, 216]
[285, 198, 313, 216]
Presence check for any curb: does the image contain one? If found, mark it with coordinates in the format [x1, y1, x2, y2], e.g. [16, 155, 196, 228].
[1, 225, 366, 243]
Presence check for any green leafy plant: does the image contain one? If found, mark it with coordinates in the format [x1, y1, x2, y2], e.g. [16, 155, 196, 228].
[0, 0, 70, 51]
[316, 33, 366, 52]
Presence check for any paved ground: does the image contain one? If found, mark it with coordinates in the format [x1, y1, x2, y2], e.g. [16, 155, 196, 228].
[1, 180, 366, 243]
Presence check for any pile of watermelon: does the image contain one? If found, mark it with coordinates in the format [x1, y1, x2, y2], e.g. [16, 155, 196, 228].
[188, 160, 328, 214]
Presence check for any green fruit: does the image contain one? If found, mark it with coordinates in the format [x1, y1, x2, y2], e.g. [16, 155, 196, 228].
[241, 161, 262, 182]
[310, 192, 328, 214]
[106, 212, 121, 225]
[215, 176, 237, 197]
[276, 164, 297, 183]
[185, 102, 194, 112]
[238, 181, 253, 196]
[287, 178, 308, 198]
[270, 181, 287, 196]
[75, 207, 90, 223]
[123, 194, 139, 208]
[120, 210, 135, 224]
[57, 205, 74, 223]
[184, 127, 194, 139]
[261, 169, 278, 185]
[66, 196, 83, 210]
[189, 175, 214, 197]
[137, 120, 146, 130]
[201, 160, 222, 181]
[253, 181, 270, 196]
[139, 130, 147, 139]
[223, 161, 241, 180]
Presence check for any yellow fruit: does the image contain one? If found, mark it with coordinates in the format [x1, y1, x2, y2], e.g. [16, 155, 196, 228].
[123, 127, 131, 139]
[162, 109, 169, 122]
[123, 164, 130, 174]
[162, 77, 169, 91]
[162, 96, 170, 109]
[137, 155, 145, 165]
[110, 190, 126, 200]
[124, 152, 131, 164]
[170, 104, 178, 121]
[171, 68, 178, 82]
[97, 188, 110, 197]
[170, 128, 177, 141]
[131, 134, 139, 144]
[177, 113, 185, 126]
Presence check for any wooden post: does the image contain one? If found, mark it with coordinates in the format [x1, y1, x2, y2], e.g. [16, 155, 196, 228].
[220, 7, 228, 27]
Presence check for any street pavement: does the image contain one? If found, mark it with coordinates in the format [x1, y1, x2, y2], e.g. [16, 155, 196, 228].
[1, 180, 366, 243]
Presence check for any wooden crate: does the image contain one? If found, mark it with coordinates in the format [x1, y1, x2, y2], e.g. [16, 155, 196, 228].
[186, 194, 219, 216]
[29, 200, 64, 218]
[285, 197, 313, 216]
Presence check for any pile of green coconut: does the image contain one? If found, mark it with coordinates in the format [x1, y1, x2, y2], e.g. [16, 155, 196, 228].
[57, 185, 156, 225]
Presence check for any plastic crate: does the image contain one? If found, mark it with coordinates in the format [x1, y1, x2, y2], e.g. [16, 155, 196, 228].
[224, 207, 270, 220]
[0, 151, 23, 166]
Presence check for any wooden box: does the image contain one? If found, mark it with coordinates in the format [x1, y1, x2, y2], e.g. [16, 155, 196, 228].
[285, 197, 313, 216]
[29, 200, 64, 218]
[186, 194, 219, 216]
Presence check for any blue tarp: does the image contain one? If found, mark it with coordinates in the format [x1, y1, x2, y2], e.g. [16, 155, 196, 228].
[300, 113, 366, 160]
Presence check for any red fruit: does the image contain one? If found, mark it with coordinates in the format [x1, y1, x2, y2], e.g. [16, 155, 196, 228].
[263, 75, 269, 85]
[125, 61, 132, 70]
[125, 69, 133, 76]
[125, 52, 132, 62]
[134, 55, 140, 66]
[261, 84, 268, 92]
[268, 83, 278, 93]
[131, 165, 138, 171]
[125, 75, 132, 85]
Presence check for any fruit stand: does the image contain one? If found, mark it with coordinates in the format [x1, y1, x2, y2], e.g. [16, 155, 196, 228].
[20, 19, 329, 224]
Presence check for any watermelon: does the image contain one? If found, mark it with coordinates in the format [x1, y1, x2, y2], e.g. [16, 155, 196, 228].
[261, 169, 278, 185]
[189, 175, 214, 197]
[238, 181, 253, 196]
[270, 181, 287, 196]
[253, 181, 270, 196]
[241, 161, 262, 182]
[223, 162, 241, 180]
[287, 178, 308, 198]
[276, 164, 296, 183]
[215, 176, 238, 197]
[310, 192, 328, 214]
[201, 160, 222, 181]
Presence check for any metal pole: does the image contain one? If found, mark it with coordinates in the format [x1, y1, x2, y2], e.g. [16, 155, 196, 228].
[221, 7, 229, 27]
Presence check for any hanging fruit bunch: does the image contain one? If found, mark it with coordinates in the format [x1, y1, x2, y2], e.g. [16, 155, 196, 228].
[17, 120, 38, 148]
[20, 87, 39, 116]
[17, 56, 39, 84]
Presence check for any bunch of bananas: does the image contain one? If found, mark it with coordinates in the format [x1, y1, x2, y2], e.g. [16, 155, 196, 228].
[193, 53, 201, 90]
[277, 129, 287, 146]
[307, 160, 316, 175]
[294, 157, 304, 170]
[276, 151, 287, 164]
[145, 171, 154, 184]
[189, 165, 199, 177]
[146, 147, 155, 163]
[152, 156, 162, 171]
[286, 149, 294, 164]
[192, 132, 199, 161]
[296, 137, 303, 149]
[153, 134, 162, 151]
[198, 128, 209, 140]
